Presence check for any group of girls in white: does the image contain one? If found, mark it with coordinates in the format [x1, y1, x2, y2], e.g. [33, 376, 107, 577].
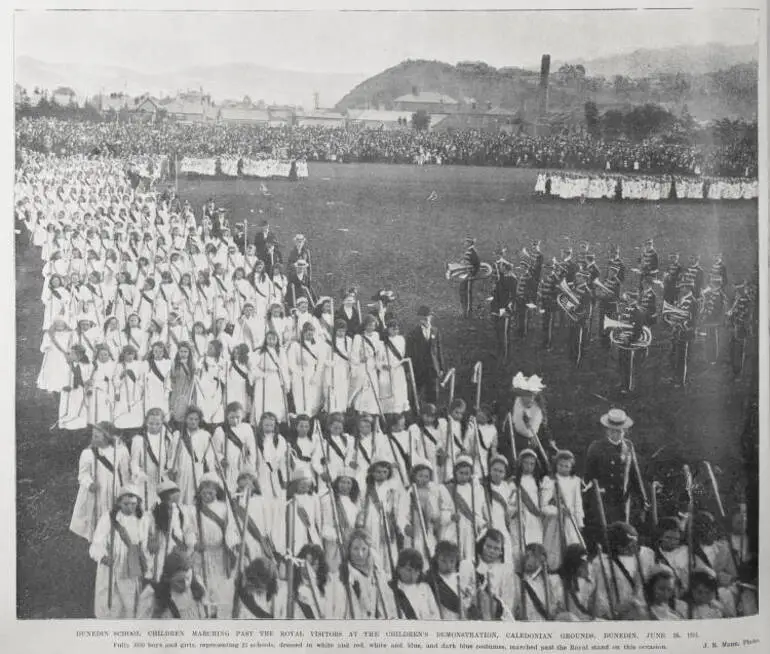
[20, 155, 756, 621]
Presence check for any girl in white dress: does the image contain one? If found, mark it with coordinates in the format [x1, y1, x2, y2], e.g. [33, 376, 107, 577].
[190, 321, 210, 363]
[274, 467, 323, 557]
[289, 414, 322, 480]
[464, 406, 498, 478]
[250, 331, 290, 425]
[89, 485, 149, 618]
[551, 544, 597, 621]
[231, 267, 255, 318]
[232, 557, 281, 619]
[250, 261, 274, 320]
[254, 412, 289, 501]
[227, 344, 253, 419]
[88, 345, 117, 425]
[232, 467, 277, 564]
[317, 412, 353, 482]
[235, 303, 264, 352]
[195, 339, 226, 427]
[144, 342, 172, 418]
[121, 312, 148, 359]
[323, 320, 352, 414]
[408, 403, 447, 482]
[191, 473, 239, 618]
[212, 402, 257, 493]
[339, 528, 397, 619]
[136, 551, 210, 620]
[356, 458, 401, 576]
[113, 345, 146, 435]
[284, 543, 332, 619]
[379, 319, 411, 416]
[41, 274, 72, 331]
[265, 302, 291, 348]
[441, 455, 489, 561]
[483, 454, 516, 561]
[167, 407, 217, 506]
[382, 412, 422, 489]
[287, 322, 325, 418]
[396, 459, 453, 567]
[543, 450, 585, 571]
[145, 480, 197, 583]
[389, 548, 442, 619]
[320, 467, 360, 573]
[102, 316, 123, 361]
[474, 528, 516, 620]
[57, 343, 92, 432]
[513, 542, 556, 621]
[131, 408, 175, 513]
[510, 449, 554, 570]
[350, 315, 384, 414]
[70, 423, 132, 543]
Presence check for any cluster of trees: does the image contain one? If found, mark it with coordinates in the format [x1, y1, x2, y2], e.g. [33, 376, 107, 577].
[582, 99, 756, 147]
[16, 97, 104, 122]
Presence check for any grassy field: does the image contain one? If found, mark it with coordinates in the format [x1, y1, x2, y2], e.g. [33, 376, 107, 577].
[16, 162, 758, 618]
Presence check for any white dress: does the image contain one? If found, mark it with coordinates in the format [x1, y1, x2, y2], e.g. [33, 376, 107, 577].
[37, 330, 73, 392]
[58, 361, 92, 430]
[440, 479, 489, 561]
[195, 357, 225, 424]
[396, 483, 453, 564]
[130, 429, 175, 510]
[379, 335, 410, 414]
[89, 510, 150, 618]
[287, 340, 325, 417]
[144, 358, 172, 417]
[69, 442, 132, 542]
[350, 333, 383, 414]
[250, 348, 289, 424]
[212, 423, 257, 492]
[542, 474, 585, 570]
[169, 428, 218, 505]
[113, 361, 147, 430]
[323, 335, 352, 413]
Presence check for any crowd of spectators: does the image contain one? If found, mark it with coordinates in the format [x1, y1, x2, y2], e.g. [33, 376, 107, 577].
[15, 116, 758, 177]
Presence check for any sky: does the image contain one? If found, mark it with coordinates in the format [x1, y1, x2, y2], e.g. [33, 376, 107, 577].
[14, 8, 760, 75]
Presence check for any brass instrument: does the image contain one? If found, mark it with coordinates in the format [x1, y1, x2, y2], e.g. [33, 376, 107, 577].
[604, 318, 653, 351]
[662, 300, 691, 329]
[556, 278, 587, 322]
[445, 261, 493, 281]
[592, 278, 616, 300]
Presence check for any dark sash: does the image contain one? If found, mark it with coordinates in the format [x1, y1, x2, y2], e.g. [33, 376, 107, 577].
[224, 424, 244, 451]
[569, 586, 591, 617]
[140, 292, 154, 306]
[71, 364, 85, 388]
[331, 338, 350, 361]
[86, 283, 103, 300]
[357, 440, 373, 466]
[50, 288, 62, 301]
[486, 484, 511, 530]
[92, 446, 123, 485]
[523, 577, 549, 618]
[448, 483, 475, 523]
[361, 334, 378, 357]
[516, 481, 541, 517]
[419, 423, 437, 446]
[149, 359, 166, 384]
[111, 515, 147, 577]
[164, 598, 181, 619]
[384, 338, 404, 362]
[612, 556, 638, 590]
[433, 574, 461, 614]
[300, 341, 318, 362]
[233, 503, 273, 558]
[238, 586, 273, 618]
[49, 332, 71, 357]
[295, 503, 313, 541]
[127, 331, 142, 351]
[79, 330, 96, 355]
[324, 435, 346, 463]
[143, 434, 161, 469]
[199, 503, 228, 538]
[391, 584, 418, 619]
[694, 544, 713, 570]
[295, 597, 316, 619]
[213, 275, 228, 294]
[389, 434, 411, 471]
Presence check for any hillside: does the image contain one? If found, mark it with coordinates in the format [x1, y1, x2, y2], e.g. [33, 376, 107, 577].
[14, 56, 366, 109]
[559, 42, 758, 78]
[334, 54, 758, 122]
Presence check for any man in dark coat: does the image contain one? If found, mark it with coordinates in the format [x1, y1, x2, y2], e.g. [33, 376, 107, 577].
[405, 306, 445, 405]
[261, 236, 283, 279]
[253, 220, 275, 260]
[582, 409, 646, 553]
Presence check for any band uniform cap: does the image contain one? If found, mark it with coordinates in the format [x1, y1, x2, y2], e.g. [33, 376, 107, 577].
[600, 408, 634, 429]
[198, 472, 223, 491]
[156, 479, 180, 496]
[116, 485, 142, 502]
[417, 305, 434, 317]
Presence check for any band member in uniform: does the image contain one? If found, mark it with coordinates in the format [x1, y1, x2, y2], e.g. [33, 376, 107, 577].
[686, 254, 705, 297]
[669, 280, 698, 387]
[490, 260, 517, 354]
[639, 275, 658, 325]
[639, 239, 659, 291]
[513, 262, 533, 339]
[701, 275, 728, 365]
[523, 240, 544, 292]
[727, 281, 751, 377]
[567, 271, 591, 367]
[663, 253, 682, 305]
[537, 260, 560, 350]
[597, 264, 622, 349]
[710, 253, 728, 289]
[613, 293, 645, 394]
[457, 236, 481, 318]
[608, 245, 626, 284]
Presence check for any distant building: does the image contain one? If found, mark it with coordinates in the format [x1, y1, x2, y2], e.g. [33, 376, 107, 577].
[295, 109, 346, 127]
[347, 109, 412, 130]
[132, 96, 161, 122]
[218, 106, 270, 125]
[162, 91, 216, 122]
[394, 90, 459, 114]
[97, 92, 131, 113]
[52, 86, 77, 107]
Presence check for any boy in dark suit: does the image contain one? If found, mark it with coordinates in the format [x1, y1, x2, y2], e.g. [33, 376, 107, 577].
[405, 306, 445, 405]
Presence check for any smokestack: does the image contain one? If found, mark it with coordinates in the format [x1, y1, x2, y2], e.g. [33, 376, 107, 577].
[538, 54, 550, 116]
[313, 92, 320, 110]
[412, 85, 419, 97]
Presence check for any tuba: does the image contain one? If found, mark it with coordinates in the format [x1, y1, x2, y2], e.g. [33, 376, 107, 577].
[662, 301, 691, 329]
[556, 278, 586, 322]
[605, 317, 653, 351]
[445, 261, 493, 281]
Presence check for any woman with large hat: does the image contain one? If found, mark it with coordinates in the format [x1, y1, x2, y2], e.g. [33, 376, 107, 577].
[509, 372, 550, 469]
[88, 484, 149, 618]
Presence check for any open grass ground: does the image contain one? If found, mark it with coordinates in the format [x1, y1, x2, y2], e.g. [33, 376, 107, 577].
[16, 163, 758, 618]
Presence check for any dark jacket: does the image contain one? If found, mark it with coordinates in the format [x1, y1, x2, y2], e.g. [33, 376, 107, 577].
[405, 325, 444, 380]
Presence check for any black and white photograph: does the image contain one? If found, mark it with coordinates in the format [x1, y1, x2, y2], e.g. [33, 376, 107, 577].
[12, 4, 762, 625]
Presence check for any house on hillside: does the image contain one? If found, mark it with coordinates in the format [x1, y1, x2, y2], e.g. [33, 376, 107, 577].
[218, 105, 270, 125]
[295, 109, 346, 127]
[132, 96, 161, 122]
[162, 91, 217, 123]
[347, 109, 412, 130]
[394, 89, 459, 114]
[52, 86, 78, 106]
[98, 92, 131, 113]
